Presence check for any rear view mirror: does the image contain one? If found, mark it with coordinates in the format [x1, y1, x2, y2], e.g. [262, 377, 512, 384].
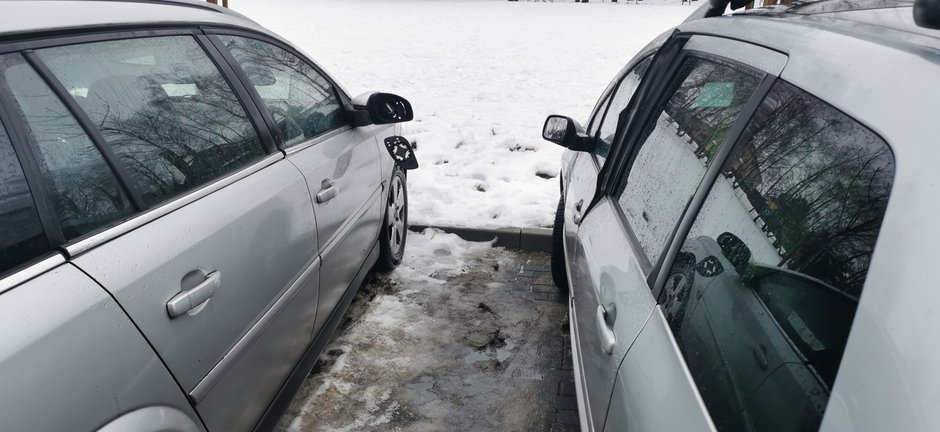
[349, 92, 414, 126]
[542, 115, 593, 152]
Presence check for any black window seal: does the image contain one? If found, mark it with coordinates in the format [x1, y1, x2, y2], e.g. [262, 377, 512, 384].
[0, 62, 65, 248]
[0, 26, 206, 55]
[22, 50, 146, 212]
[203, 29, 353, 150]
[195, 33, 279, 155]
[648, 72, 777, 298]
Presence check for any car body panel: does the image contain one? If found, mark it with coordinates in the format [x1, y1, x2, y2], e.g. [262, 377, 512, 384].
[0, 260, 202, 432]
[71, 158, 319, 431]
[605, 309, 715, 432]
[285, 125, 383, 335]
[569, 197, 657, 430]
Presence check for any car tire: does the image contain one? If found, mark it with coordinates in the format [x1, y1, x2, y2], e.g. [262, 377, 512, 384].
[376, 166, 408, 272]
[551, 197, 569, 293]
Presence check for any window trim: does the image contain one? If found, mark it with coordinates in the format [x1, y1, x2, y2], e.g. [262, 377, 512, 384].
[0, 71, 65, 247]
[202, 28, 353, 150]
[0, 253, 66, 295]
[590, 54, 655, 168]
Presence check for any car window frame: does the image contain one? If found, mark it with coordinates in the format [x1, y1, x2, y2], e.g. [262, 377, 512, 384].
[589, 54, 655, 168]
[593, 35, 785, 284]
[0, 26, 286, 257]
[203, 27, 353, 152]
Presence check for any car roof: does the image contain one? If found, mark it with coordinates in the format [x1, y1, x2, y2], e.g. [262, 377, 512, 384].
[0, 0, 269, 39]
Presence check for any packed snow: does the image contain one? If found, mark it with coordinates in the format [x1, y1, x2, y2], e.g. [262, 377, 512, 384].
[233, 0, 692, 228]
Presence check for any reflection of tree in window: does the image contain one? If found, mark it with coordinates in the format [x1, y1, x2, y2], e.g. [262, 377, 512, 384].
[36, 36, 266, 207]
[725, 80, 894, 296]
[219, 36, 346, 146]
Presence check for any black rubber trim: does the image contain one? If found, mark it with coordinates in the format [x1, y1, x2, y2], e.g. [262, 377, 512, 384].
[22, 50, 146, 211]
[195, 33, 278, 155]
[0, 26, 203, 54]
[251, 242, 380, 432]
[649, 72, 777, 298]
[0, 58, 65, 247]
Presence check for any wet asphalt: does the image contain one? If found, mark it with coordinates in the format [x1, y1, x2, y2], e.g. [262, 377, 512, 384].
[274, 243, 580, 432]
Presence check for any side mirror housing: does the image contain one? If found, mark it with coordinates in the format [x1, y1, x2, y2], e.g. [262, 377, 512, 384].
[349, 92, 414, 126]
[542, 115, 593, 152]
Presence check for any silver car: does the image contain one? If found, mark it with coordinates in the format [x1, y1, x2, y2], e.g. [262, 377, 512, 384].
[0, 1, 417, 431]
[545, 0, 940, 431]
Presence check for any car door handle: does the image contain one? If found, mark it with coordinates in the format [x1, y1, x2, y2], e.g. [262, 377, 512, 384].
[573, 199, 585, 225]
[316, 179, 337, 203]
[752, 344, 769, 370]
[167, 271, 220, 318]
[596, 305, 616, 355]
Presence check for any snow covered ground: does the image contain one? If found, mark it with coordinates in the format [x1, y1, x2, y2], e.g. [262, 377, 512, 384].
[233, 0, 692, 228]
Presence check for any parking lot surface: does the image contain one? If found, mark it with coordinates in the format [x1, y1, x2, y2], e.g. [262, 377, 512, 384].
[276, 229, 579, 431]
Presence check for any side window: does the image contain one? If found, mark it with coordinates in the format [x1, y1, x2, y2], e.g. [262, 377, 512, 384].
[593, 56, 652, 163]
[615, 56, 763, 266]
[0, 119, 49, 274]
[35, 36, 266, 207]
[1, 54, 134, 240]
[660, 80, 894, 432]
[218, 35, 347, 147]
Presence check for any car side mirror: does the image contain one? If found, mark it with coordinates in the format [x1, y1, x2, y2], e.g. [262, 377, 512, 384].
[349, 92, 414, 126]
[542, 115, 593, 152]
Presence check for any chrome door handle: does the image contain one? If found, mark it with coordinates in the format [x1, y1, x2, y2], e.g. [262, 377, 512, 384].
[596, 305, 616, 355]
[573, 199, 585, 225]
[316, 179, 337, 203]
[167, 271, 220, 318]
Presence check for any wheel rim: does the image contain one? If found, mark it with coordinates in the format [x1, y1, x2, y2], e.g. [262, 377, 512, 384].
[386, 175, 406, 256]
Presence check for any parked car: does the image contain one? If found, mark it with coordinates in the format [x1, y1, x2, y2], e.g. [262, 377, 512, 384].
[544, 0, 940, 431]
[0, 1, 416, 431]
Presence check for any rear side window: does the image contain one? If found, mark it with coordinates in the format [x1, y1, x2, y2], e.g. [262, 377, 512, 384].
[614, 56, 763, 266]
[660, 80, 894, 432]
[1, 54, 133, 240]
[0, 119, 48, 274]
[218, 35, 346, 147]
[35, 36, 265, 206]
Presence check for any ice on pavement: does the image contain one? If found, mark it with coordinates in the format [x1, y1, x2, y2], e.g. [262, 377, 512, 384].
[277, 229, 569, 431]
[234, 0, 692, 228]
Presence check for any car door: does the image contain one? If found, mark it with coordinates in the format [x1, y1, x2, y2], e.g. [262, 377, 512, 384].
[607, 52, 895, 432]
[0, 58, 204, 432]
[568, 36, 784, 431]
[214, 34, 383, 334]
[10, 34, 322, 432]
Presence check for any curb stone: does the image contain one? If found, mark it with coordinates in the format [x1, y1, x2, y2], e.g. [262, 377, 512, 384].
[408, 224, 553, 252]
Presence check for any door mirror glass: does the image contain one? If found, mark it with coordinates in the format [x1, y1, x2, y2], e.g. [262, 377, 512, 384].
[542, 115, 570, 144]
[542, 115, 592, 151]
[383, 136, 419, 170]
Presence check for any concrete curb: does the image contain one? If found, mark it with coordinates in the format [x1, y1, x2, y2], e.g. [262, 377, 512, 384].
[408, 224, 553, 253]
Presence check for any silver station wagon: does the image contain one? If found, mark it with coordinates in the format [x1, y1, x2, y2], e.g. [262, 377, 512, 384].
[0, 1, 417, 431]
[545, 0, 940, 431]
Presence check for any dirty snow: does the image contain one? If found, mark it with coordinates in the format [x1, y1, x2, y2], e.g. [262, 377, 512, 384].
[276, 229, 570, 431]
[233, 0, 692, 228]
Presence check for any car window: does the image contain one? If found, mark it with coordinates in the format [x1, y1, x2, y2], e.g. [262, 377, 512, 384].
[593, 56, 652, 164]
[0, 118, 49, 274]
[2, 54, 134, 240]
[659, 80, 894, 432]
[218, 35, 347, 147]
[614, 56, 763, 266]
[586, 95, 610, 139]
[35, 36, 266, 207]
